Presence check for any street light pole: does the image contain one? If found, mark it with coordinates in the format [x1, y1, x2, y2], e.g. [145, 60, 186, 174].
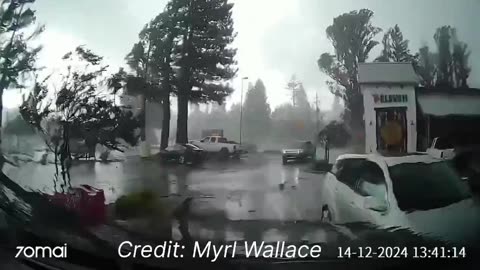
[240, 77, 248, 145]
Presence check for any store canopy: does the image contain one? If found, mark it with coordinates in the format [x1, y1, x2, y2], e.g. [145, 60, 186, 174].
[418, 94, 480, 116]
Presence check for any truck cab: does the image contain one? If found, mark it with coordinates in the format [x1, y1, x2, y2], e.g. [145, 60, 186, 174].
[190, 136, 245, 158]
[199, 136, 228, 144]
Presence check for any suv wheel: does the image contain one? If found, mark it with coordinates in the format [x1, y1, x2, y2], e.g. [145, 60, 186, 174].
[218, 148, 229, 160]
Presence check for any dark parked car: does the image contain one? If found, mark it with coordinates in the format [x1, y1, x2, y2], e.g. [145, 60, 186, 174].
[282, 141, 315, 164]
[159, 143, 205, 165]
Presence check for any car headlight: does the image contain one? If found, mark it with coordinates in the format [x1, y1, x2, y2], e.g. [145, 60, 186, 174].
[298, 149, 304, 153]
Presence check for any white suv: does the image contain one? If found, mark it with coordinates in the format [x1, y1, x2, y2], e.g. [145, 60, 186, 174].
[319, 153, 480, 245]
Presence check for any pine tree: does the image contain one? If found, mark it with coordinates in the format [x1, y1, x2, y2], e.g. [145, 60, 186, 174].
[434, 26, 454, 87]
[375, 24, 412, 62]
[413, 45, 437, 87]
[123, 4, 179, 150]
[452, 41, 470, 88]
[375, 34, 391, 62]
[318, 9, 381, 142]
[243, 79, 271, 143]
[286, 75, 301, 106]
[172, 0, 237, 143]
[390, 25, 412, 62]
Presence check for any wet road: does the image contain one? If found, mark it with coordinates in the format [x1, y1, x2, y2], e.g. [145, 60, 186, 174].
[3, 152, 344, 244]
[5, 151, 480, 250]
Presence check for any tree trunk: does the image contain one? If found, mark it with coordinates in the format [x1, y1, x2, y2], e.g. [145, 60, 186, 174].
[176, 30, 193, 144]
[139, 94, 147, 142]
[176, 94, 188, 144]
[160, 94, 170, 150]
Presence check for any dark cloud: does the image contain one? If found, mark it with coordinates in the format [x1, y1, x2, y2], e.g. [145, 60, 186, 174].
[261, 0, 480, 95]
[34, 0, 168, 67]
[28, 0, 480, 109]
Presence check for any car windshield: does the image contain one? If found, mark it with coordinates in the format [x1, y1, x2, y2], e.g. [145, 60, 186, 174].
[389, 161, 472, 212]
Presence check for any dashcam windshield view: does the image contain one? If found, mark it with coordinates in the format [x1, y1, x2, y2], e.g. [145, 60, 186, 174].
[0, 0, 479, 269]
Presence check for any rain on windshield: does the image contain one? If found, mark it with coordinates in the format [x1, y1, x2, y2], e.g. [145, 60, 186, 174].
[0, 0, 480, 266]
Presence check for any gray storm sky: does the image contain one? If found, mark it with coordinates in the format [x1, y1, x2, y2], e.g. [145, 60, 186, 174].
[4, 0, 480, 110]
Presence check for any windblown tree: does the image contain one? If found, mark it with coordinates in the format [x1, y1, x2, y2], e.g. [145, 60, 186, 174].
[243, 79, 271, 143]
[172, 0, 237, 144]
[434, 26, 454, 87]
[20, 47, 140, 186]
[286, 75, 301, 107]
[124, 36, 157, 151]
[121, 6, 178, 150]
[375, 33, 391, 62]
[375, 24, 412, 62]
[0, 0, 43, 144]
[317, 9, 381, 143]
[294, 83, 312, 120]
[413, 45, 437, 87]
[149, 9, 178, 149]
[413, 26, 471, 88]
[451, 36, 470, 88]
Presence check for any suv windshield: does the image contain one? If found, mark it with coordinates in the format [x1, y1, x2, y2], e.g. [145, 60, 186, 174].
[287, 142, 305, 149]
[389, 161, 471, 212]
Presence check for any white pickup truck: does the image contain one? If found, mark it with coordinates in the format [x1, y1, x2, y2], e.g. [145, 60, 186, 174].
[189, 136, 245, 158]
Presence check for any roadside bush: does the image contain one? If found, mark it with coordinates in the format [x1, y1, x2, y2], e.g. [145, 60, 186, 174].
[114, 191, 163, 219]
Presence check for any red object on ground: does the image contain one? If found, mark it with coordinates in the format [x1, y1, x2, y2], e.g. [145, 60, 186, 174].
[48, 185, 106, 226]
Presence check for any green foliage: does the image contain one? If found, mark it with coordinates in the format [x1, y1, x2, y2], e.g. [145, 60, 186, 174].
[325, 9, 381, 73]
[172, 0, 237, 143]
[375, 25, 412, 63]
[125, 0, 238, 144]
[452, 40, 470, 88]
[294, 83, 312, 120]
[389, 25, 412, 62]
[19, 46, 141, 152]
[318, 121, 350, 148]
[0, 0, 43, 133]
[283, 75, 315, 126]
[413, 46, 437, 87]
[243, 79, 271, 143]
[376, 33, 391, 62]
[124, 5, 181, 146]
[114, 191, 162, 219]
[434, 26, 454, 87]
[318, 9, 380, 134]
[412, 25, 471, 88]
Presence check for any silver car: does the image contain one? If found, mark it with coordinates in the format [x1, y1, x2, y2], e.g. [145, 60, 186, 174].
[281, 141, 315, 164]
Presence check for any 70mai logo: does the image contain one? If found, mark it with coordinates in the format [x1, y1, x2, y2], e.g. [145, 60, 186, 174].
[15, 244, 67, 258]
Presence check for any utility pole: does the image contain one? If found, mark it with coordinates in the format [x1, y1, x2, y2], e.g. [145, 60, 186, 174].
[315, 92, 320, 133]
[239, 77, 248, 144]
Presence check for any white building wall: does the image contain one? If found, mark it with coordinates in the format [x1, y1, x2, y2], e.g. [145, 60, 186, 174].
[361, 85, 417, 154]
